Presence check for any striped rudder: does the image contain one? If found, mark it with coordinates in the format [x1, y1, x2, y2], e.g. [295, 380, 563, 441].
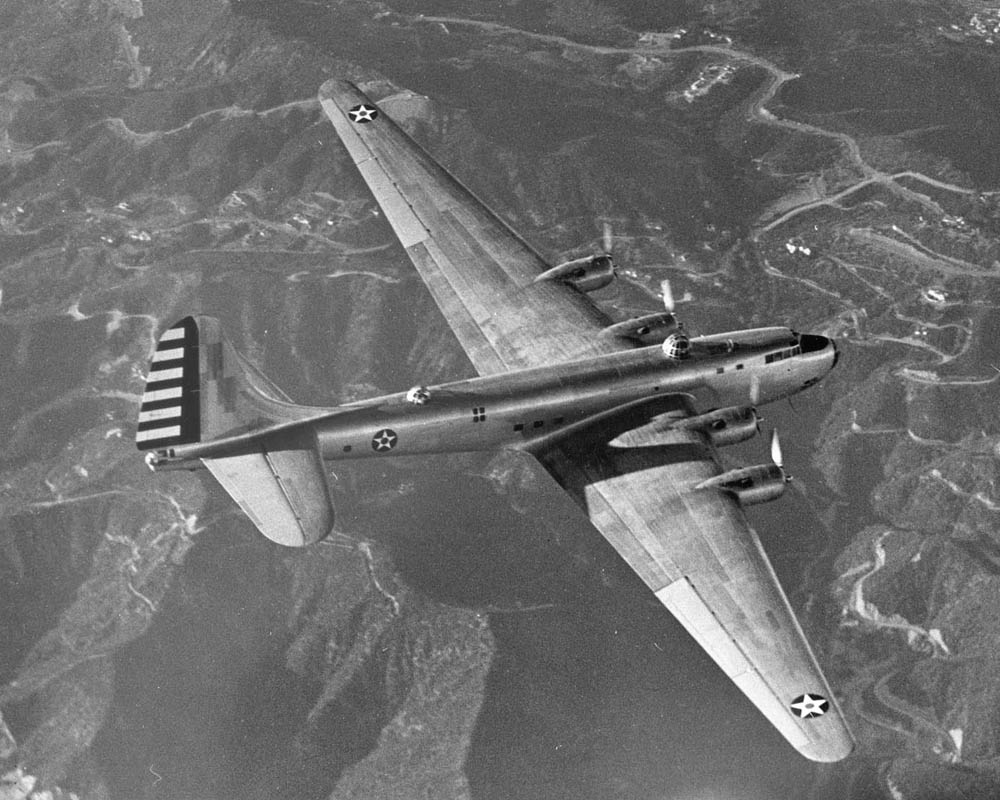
[135, 317, 200, 450]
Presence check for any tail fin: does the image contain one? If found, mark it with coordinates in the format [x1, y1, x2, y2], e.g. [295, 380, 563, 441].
[136, 316, 335, 547]
[135, 316, 201, 449]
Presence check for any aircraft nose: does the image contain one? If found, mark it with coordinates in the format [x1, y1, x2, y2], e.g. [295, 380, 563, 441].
[798, 333, 832, 356]
[797, 332, 839, 377]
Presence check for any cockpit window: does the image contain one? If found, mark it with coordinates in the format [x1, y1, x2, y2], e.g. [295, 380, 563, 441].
[765, 345, 801, 364]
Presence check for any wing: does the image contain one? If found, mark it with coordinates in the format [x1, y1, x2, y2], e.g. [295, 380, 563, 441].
[534, 414, 855, 762]
[318, 79, 630, 375]
[319, 79, 854, 761]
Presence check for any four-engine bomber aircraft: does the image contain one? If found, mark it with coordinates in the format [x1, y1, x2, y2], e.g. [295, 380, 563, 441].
[135, 80, 854, 761]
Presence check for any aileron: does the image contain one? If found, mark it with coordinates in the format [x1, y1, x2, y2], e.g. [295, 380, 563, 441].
[656, 578, 756, 679]
[356, 159, 428, 247]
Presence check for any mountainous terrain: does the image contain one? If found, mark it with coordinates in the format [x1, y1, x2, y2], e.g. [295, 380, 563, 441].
[3, 2, 1000, 799]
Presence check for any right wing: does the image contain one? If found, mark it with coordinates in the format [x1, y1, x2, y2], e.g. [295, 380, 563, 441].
[533, 417, 855, 762]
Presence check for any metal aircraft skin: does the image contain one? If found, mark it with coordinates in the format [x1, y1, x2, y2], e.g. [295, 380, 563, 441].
[135, 80, 855, 763]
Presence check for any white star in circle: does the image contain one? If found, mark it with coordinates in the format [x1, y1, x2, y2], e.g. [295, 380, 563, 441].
[790, 693, 829, 719]
[348, 104, 378, 123]
[371, 429, 398, 452]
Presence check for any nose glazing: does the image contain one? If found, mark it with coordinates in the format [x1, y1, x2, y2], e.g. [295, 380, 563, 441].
[797, 333, 830, 355]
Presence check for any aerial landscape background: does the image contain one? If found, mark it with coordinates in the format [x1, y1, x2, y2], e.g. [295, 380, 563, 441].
[3, 1, 1000, 798]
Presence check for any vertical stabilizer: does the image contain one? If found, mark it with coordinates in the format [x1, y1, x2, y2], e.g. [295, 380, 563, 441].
[136, 316, 318, 453]
[135, 317, 201, 449]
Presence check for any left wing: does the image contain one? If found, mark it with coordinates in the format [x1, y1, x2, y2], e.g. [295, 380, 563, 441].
[319, 79, 630, 374]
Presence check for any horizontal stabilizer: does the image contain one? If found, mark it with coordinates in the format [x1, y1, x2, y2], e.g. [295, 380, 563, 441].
[203, 427, 334, 547]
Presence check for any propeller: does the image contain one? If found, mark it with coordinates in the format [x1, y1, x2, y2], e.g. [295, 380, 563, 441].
[770, 429, 793, 483]
[749, 374, 762, 432]
[660, 278, 675, 314]
[597, 220, 617, 278]
[770, 428, 784, 469]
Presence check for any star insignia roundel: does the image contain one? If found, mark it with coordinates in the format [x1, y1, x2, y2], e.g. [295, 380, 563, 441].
[790, 693, 830, 719]
[348, 104, 378, 123]
[371, 428, 398, 452]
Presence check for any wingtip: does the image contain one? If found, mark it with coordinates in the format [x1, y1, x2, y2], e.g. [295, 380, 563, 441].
[799, 731, 856, 763]
[318, 78, 370, 104]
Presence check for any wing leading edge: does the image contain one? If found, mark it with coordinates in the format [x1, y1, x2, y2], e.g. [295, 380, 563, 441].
[319, 80, 854, 761]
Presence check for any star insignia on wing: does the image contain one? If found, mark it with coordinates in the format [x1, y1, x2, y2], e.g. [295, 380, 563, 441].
[371, 428, 398, 451]
[790, 693, 830, 719]
[348, 104, 378, 123]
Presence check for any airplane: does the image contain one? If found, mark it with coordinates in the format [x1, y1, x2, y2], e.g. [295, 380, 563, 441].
[134, 80, 855, 762]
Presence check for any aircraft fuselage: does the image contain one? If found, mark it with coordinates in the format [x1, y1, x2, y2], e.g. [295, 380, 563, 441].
[307, 327, 837, 460]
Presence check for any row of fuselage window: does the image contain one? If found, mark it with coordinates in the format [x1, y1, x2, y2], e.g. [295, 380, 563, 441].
[764, 345, 801, 364]
[513, 416, 564, 432]
[710, 346, 801, 374]
[472, 409, 567, 431]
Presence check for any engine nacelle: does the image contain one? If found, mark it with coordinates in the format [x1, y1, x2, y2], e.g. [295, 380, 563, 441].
[674, 406, 760, 446]
[601, 311, 679, 344]
[534, 254, 615, 293]
[695, 464, 788, 506]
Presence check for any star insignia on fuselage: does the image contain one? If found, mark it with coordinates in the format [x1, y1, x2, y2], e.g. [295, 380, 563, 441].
[790, 693, 829, 719]
[348, 104, 378, 123]
[371, 428, 398, 451]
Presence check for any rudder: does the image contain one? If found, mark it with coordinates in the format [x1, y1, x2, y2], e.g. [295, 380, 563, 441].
[135, 317, 201, 449]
